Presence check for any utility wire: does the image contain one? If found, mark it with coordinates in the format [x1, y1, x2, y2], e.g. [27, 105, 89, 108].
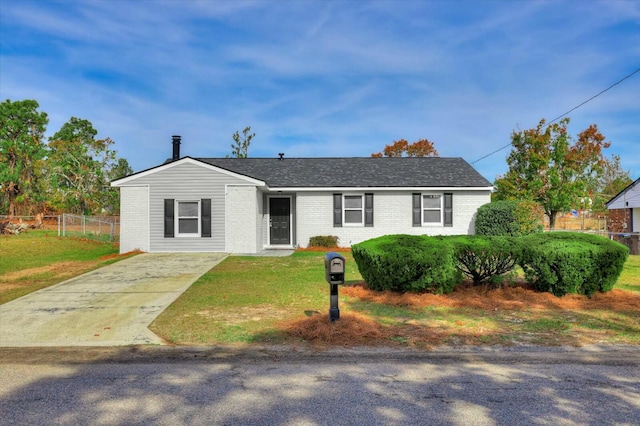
[471, 66, 640, 164]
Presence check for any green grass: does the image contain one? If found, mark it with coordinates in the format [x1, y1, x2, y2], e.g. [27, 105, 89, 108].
[152, 252, 640, 347]
[2, 232, 638, 348]
[0, 230, 122, 304]
[151, 251, 359, 344]
[615, 254, 640, 292]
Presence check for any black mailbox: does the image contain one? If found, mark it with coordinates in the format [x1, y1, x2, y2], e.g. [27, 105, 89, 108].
[324, 252, 345, 284]
[324, 252, 345, 322]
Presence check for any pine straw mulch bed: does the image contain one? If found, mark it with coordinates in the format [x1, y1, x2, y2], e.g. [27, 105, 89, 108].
[280, 280, 640, 348]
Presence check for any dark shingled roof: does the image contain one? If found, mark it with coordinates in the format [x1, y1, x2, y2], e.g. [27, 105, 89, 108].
[196, 157, 492, 188]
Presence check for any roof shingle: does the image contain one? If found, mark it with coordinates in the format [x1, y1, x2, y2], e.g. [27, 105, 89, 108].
[197, 157, 492, 188]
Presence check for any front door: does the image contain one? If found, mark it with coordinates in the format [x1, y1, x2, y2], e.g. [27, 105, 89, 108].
[269, 197, 291, 245]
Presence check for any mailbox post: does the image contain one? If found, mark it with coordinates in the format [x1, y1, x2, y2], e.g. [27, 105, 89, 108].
[324, 252, 345, 322]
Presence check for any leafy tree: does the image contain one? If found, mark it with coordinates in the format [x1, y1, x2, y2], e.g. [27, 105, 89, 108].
[46, 117, 116, 214]
[229, 126, 255, 158]
[102, 157, 133, 214]
[371, 138, 438, 157]
[0, 99, 49, 217]
[587, 154, 632, 211]
[493, 118, 610, 228]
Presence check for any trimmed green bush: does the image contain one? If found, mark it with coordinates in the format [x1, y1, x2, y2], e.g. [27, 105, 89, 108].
[351, 234, 461, 294]
[309, 235, 339, 247]
[519, 232, 629, 296]
[476, 200, 543, 237]
[448, 235, 523, 286]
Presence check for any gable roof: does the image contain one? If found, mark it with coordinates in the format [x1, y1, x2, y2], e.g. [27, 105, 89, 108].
[197, 157, 492, 188]
[605, 177, 640, 209]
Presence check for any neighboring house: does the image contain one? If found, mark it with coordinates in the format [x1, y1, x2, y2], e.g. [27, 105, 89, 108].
[606, 177, 640, 254]
[110, 137, 493, 254]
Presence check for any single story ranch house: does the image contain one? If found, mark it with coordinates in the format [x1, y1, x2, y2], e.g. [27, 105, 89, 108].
[111, 137, 493, 254]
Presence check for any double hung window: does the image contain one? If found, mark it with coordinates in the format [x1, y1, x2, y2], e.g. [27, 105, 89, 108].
[422, 194, 442, 225]
[412, 193, 453, 227]
[333, 193, 374, 227]
[177, 201, 200, 235]
[344, 195, 364, 225]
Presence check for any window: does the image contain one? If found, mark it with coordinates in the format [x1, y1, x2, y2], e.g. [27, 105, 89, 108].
[164, 198, 212, 238]
[177, 201, 200, 235]
[333, 193, 373, 227]
[422, 194, 442, 225]
[413, 193, 453, 227]
[344, 195, 363, 225]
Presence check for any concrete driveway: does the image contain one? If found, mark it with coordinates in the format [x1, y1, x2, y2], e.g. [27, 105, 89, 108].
[0, 253, 227, 347]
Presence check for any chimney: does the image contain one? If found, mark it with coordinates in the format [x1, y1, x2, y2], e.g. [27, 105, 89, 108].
[172, 135, 181, 161]
[278, 153, 284, 161]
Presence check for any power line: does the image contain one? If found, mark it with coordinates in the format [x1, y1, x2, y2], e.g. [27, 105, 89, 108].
[471, 66, 640, 165]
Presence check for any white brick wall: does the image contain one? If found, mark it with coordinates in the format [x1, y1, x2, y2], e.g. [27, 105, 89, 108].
[225, 185, 259, 253]
[119, 186, 149, 253]
[295, 190, 490, 248]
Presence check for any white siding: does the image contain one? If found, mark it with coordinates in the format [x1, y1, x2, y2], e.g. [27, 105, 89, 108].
[295, 190, 490, 248]
[607, 180, 640, 209]
[122, 162, 257, 252]
[634, 208, 640, 233]
[119, 186, 149, 253]
[225, 185, 259, 253]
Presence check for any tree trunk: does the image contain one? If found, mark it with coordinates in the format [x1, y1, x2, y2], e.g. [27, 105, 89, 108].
[548, 211, 558, 229]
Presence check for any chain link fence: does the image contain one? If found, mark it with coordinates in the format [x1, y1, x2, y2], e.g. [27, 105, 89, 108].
[1, 214, 119, 242]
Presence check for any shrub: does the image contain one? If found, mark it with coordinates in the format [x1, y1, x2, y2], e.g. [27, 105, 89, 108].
[519, 232, 629, 296]
[448, 235, 523, 286]
[475, 200, 543, 237]
[351, 234, 461, 294]
[309, 235, 339, 247]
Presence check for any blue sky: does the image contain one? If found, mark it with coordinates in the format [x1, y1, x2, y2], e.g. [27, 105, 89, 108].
[1, 0, 639, 183]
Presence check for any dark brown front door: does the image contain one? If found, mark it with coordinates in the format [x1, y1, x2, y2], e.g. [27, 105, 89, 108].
[270, 198, 290, 245]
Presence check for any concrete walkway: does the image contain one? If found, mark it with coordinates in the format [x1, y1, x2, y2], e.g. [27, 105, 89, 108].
[0, 253, 227, 347]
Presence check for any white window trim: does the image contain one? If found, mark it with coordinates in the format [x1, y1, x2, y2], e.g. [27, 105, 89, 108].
[421, 193, 443, 226]
[343, 194, 364, 227]
[176, 199, 201, 237]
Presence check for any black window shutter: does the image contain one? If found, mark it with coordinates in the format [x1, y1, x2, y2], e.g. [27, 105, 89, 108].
[444, 193, 453, 227]
[164, 199, 174, 238]
[412, 193, 421, 227]
[201, 199, 211, 237]
[365, 193, 374, 227]
[333, 193, 342, 227]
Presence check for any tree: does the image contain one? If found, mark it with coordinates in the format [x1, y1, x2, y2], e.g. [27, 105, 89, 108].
[493, 118, 610, 228]
[46, 117, 117, 214]
[102, 157, 133, 214]
[0, 99, 49, 217]
[587, 154, 632, 212]
[229, 126, 255, 158]
[371, 138, 438, 157]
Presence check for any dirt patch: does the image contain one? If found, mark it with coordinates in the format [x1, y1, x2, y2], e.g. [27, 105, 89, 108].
[341, 281, 640, 312]
[196, 305, 290, 324]
[98, 249, 144, 261]
[0, 261, 96, 291]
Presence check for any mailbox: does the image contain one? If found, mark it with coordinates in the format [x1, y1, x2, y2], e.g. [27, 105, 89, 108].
[324, 252, 345, 322]
[324, 252, 345, 285]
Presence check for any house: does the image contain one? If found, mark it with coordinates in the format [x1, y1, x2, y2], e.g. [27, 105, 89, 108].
[110, 136, 493, 254]
[606, 177, 640, 254]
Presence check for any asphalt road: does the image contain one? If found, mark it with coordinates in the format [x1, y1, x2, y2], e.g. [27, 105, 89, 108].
[1, 346, 639, 425]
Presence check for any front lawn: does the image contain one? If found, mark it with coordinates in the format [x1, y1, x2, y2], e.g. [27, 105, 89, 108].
[0, 230, 133, 305]
[150, 252, 640, 348]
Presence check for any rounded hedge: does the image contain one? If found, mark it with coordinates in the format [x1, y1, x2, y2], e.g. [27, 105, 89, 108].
[519, 232, 629, 296]
[351, 234, 460, 293]
[475, 200, 543, 237]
